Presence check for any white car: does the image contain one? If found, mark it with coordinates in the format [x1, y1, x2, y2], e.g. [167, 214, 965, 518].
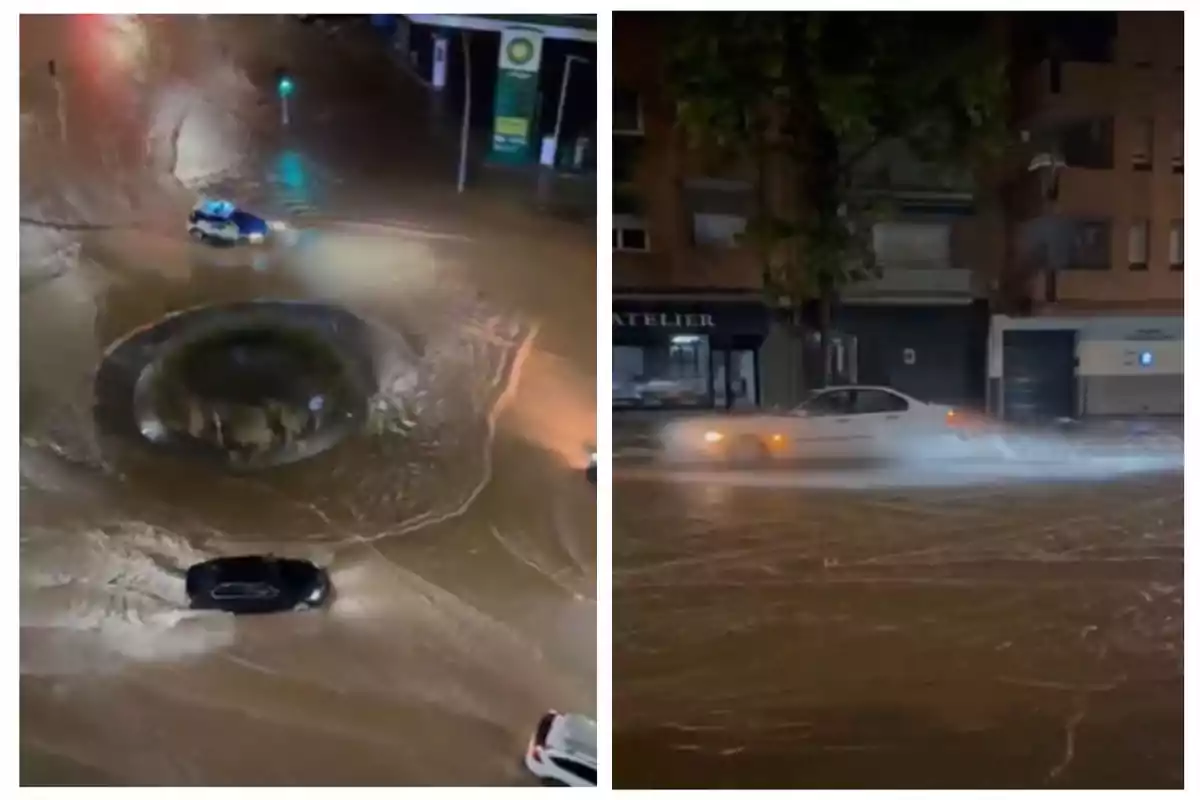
[660, 385, 987, 464]
[524, 710, 596, 787]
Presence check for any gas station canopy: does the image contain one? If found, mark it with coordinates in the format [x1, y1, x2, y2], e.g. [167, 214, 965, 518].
[405, 14, 596, 42]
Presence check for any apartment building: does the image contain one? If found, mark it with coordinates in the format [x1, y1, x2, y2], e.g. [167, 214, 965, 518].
[613, 11, 1184, 419]
[995, 11, 1184, 420]
[612, 12, 994, 412]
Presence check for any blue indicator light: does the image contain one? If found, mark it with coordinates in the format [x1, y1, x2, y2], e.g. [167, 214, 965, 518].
[1139, 351, 1154, 367]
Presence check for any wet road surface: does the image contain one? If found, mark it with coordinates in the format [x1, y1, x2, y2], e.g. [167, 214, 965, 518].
[21, 15, 595, 785]
[613, 462, 1183, 789]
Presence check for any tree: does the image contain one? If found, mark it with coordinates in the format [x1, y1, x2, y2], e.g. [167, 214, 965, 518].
[664, 12, 1009, 388]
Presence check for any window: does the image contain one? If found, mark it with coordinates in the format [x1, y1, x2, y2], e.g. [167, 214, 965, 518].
[1128, 219, 1149, 270]
[1131, 118, 1153, 171]
[614, 88, 643, 136]
[1064, 218, 1112, 270]
[613, 188, 643, 217]
[619, 224, 648, 251]
[613, 137, 643, 185]
[211, 582, 278, 600]
[550, 758, 597, 785]
[854, 389, 910, 414]
[799, 389, 855, 417]
[1171, 126, 1183, 174]
[1057, 117, 1114, 169]
[692, 213, 746, 248]
[1037, 12, 1116, 63]
[1170, 220, 1184, 270]
[613, 338, 710, 409]
[872, 221, 953, 269]
[613, 215, 649, 252]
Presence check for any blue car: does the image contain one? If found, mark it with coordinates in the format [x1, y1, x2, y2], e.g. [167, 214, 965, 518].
[187, 199, 280, 245]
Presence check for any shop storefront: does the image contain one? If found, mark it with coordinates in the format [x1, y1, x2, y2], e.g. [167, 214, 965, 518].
[612, 298, 770, 410]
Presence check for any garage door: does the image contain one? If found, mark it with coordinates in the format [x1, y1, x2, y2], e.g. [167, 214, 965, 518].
[1002, 329, 1077, 423]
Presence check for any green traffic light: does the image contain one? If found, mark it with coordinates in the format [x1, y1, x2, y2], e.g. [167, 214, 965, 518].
[278, 77, 294, 97]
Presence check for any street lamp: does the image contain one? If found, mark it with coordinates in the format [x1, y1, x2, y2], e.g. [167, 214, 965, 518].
[1027, 151, 1066, 303]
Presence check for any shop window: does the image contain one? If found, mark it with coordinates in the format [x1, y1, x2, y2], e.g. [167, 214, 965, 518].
[1127, 219, 1149, 270]
[612, 338, 711, 408]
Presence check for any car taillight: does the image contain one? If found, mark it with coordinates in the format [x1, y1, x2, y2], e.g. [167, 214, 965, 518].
[528, 745, 542, 762]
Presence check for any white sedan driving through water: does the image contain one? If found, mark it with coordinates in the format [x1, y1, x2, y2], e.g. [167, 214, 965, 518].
[660, 385, 988, 464]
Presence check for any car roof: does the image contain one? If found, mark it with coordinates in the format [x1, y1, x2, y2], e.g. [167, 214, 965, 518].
[813, 385, 923, 402]
[194, 199, 237, 218]
[545, 714, 596, 763]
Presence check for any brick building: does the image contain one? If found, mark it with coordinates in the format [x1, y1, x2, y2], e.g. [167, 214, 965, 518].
[995, 11, 1184, 420]
[612, 11, 1184, 420]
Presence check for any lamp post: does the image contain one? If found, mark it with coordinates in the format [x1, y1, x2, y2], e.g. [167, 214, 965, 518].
[1027, 151, 1066, 303]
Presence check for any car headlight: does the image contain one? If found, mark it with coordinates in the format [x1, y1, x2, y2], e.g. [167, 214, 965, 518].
[306, 583, 325, 603]
[248, 232, 265, 243]
[267, 220, 288, 232]
[703, 430, 724, 443]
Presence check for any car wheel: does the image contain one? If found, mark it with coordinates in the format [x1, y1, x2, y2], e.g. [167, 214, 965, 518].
[539, 778, 569, 787]
[729, 434, 769, 465]
[189, 227, 207, 243]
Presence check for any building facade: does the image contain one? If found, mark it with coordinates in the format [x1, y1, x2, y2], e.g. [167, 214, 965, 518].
[613, 11, 1184, 419]
[997, 10, 1184, 420]
[612, 13, 996, 413]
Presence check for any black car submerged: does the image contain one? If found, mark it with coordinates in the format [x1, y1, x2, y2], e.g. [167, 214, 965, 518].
[186, 555, 332, 614]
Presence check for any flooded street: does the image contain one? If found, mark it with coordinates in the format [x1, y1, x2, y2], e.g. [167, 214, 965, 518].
[20, 15, 595, 785]
[613, 460, 1183, 789]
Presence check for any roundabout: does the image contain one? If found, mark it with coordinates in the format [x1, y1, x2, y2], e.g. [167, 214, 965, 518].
[95, 300, 379, 469]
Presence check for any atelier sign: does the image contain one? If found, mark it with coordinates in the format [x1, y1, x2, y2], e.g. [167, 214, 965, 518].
[612, 312, 715, 328]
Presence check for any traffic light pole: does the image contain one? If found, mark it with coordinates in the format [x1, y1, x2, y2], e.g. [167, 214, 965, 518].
[276, 71, 294, 128]
[456, 31, 471, 193]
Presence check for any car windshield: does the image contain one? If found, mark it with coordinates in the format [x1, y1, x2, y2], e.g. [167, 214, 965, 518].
[211, 581, 278, 600]
[550, 757, 597, 784]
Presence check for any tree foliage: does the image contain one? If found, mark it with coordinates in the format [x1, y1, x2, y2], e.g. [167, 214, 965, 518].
[665, 12, 1010, 310]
